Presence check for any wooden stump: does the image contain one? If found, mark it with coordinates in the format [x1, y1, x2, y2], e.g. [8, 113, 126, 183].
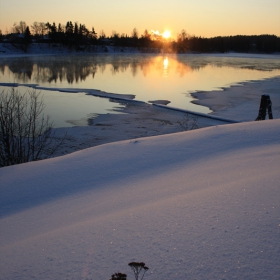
[255, 94, 273, 121]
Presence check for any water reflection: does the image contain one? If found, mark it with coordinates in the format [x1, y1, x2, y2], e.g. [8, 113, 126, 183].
[1, 54, 280, 86]
[0, 85, 126, 128]
[1, 54, 280, 116]
[0, 56, 99, 84]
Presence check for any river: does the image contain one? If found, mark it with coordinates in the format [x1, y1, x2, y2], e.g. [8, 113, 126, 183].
[0, 53, 279, 127]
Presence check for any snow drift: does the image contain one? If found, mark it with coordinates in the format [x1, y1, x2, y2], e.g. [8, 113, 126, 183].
[0, 120, 279, 280]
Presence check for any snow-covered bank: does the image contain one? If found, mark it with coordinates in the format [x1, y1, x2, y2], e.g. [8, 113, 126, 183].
[1, 76, 279, 158]
[1, 120, 279, 280]
[192, 76, 280, 121]
[41, 76, 280, 157]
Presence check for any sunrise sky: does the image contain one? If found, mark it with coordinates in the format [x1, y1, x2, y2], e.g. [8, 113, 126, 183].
[0, 0, 279, 38]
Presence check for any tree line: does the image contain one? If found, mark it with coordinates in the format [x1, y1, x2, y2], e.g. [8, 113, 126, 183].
[175, 31, 280, 53]
[0, 21, 279, 53]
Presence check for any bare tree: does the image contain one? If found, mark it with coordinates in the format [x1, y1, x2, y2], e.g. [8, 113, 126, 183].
[177, 29, 188, 42]
[99, 29, 106, 39]
[131, 28, 138, 39]
[31, 21, 40, 36]
[141, 29, 151, 40]
[0, 88, 65, 167]
[111, 30, 120, 39]
[31, 21, 46, 36]
[12, 21, 27, 34]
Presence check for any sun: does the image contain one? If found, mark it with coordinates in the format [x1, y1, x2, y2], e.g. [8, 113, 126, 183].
[162, 30, 171, 39]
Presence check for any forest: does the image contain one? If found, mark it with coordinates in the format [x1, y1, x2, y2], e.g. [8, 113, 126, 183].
[0, 20, 279, 53]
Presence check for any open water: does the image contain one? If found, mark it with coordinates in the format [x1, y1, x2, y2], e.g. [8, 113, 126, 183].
[0, 53, 279, 127]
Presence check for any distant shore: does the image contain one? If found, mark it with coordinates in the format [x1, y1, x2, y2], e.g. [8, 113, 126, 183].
[1, 42, 280, 58]
[0, 42, 154, 57]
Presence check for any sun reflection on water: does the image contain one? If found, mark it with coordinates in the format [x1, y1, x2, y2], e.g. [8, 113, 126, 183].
[163, 57, 169, 78]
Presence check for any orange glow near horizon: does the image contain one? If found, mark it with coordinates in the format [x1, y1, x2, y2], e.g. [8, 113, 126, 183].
[0, 1, 279, 37]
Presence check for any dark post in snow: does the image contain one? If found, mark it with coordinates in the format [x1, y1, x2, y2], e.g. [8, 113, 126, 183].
[255, 94, 273, 121]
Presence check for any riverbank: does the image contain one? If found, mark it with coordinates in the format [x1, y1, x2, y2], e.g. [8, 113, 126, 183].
[52, 76, 279, 157]
[192, 75, 280, 121]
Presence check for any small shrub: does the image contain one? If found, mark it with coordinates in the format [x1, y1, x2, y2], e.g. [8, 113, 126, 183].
[110, 272, 127, 280]
[128, 262, 149, 280]
[110, 262, 149, 280]
[177, 113, 199, 131]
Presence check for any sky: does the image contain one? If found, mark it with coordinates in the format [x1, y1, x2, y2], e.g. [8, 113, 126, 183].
[0, 0, 279, 38]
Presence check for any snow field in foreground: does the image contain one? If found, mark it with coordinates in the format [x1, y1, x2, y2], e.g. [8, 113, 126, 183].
[0, 120, 280, 279]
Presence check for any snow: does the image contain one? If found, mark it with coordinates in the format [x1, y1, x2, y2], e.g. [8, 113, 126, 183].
[192, 76, 280, 122]
[1, 120, 280, 279]
[0, 49, 280, 279]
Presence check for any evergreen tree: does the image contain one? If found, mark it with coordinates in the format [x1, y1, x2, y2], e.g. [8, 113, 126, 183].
[23, 26, 32, 52]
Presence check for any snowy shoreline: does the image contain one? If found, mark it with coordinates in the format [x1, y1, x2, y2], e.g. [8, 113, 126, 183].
[1, 75, 279, 157]
[39, 75, 280, 156]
